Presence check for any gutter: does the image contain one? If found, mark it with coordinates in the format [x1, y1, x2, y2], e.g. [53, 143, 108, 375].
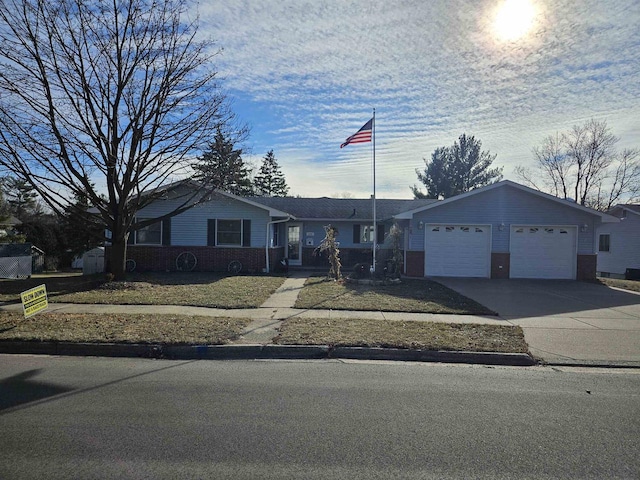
[265, 216, 292, 273]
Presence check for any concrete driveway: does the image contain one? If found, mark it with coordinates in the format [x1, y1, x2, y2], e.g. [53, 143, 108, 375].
[435, 278, 640, 366]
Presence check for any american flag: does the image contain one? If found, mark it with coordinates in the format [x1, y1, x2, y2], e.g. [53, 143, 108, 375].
[340, 118, 373, 148]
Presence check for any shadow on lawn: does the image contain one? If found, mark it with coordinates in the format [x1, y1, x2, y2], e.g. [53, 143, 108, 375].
[0, 274, 105, 303]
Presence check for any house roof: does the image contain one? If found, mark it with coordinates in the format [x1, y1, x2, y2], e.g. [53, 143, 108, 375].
[394, 180, 620, 222]
[611, 204, 640, 216]
[248, 197, 437, 221]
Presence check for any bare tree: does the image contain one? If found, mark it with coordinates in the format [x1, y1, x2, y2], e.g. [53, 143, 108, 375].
[516, 119, 640, 211]
[0, 0, 237, 279]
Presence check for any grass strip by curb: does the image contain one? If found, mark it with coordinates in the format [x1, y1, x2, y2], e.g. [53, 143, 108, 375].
[0, 312, 251, 345]
[274, 317, 528, 353]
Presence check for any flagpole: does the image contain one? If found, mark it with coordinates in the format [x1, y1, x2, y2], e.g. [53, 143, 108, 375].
[372, 108, 376, 274]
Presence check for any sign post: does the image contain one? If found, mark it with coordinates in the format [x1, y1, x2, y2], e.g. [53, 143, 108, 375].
[21, 284, 48, 318]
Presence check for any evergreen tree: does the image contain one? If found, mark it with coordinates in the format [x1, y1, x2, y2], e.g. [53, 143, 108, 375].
[253, 150, 289, 197]
[412, 134, 503, 199]
[2, 176, 41, 220]
[193, 128, 254, 196]
[62, 186, 104, 257]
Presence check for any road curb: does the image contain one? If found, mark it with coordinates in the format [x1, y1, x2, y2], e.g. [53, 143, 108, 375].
[0, 341, 537, 366]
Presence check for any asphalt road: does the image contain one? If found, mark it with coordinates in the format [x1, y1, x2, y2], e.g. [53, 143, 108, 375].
[1, 355, 639, 479]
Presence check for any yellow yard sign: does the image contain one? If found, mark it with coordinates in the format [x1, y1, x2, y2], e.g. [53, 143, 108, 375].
[21, 284, 48, 318]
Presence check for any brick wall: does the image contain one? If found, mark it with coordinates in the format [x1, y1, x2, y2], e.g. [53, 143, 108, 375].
[405, 251, 425, 277]
[107, 246, 285, 274]
[577, 254, 597, 281]
[491, 253, 510, 279]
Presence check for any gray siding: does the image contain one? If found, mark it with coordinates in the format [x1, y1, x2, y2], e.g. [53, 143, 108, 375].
[300, 221, 393, 249]
[136, 193, 271, 247]
[408, 185, 598, 254]
[597, 213, 640, 275]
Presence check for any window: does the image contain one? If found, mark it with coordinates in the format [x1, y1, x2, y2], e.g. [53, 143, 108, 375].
[460, 226, 470, 232]
[361, 225, 375, 243]
[599, 234, 610, 252]
[217, 219, 242, 246]
[136, 219, 162, 245]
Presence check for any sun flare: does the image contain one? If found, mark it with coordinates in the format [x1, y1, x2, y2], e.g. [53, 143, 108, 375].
[494, 0, 536, 41]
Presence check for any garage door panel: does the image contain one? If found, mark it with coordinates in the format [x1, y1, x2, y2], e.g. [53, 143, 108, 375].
[510, 226, 576, 279]
[425, 225, 490, 277]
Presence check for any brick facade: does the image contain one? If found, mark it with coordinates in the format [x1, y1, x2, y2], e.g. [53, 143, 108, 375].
[405, 251, 425, 277]
[576, 254, 597, 281]
[491, 253, 510, 279]
[107, 245, 285, 274]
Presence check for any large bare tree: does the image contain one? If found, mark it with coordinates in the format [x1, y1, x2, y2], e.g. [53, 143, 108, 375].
[516, 119, 640, 211]
[0, 0, 236, 279]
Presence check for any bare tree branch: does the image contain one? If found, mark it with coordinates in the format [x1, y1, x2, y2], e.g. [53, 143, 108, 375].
[0, 0, 240, 278]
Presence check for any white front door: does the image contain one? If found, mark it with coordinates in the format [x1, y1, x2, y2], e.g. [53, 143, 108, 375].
[287, 224, 302, 266]
[510, 225, 577, 279]
[425, 224, 491, 277]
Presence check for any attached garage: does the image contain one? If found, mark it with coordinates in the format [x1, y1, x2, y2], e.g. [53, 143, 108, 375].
[425, 224, 491, 277]
[510, 225, 577, 279]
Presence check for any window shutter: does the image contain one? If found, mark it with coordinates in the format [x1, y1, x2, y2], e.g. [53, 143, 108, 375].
[162, 218, 171, 246]
[242, 220, 251, 247]
[377, 224, 385, 244]
[353, 224, 360, 244]
[207, 219, 216, 246]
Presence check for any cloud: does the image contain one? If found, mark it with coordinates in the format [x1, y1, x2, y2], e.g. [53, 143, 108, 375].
[195, 0, 640, 198]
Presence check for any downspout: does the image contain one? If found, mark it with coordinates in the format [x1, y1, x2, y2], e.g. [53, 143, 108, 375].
[265, 217, 292, 273]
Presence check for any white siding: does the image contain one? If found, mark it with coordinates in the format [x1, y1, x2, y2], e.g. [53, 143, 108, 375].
[597, 213, 640, 276]
[136, 192, 272, 247]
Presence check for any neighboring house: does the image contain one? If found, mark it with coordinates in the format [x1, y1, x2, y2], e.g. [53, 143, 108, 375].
[596, 204, 640, 279]
[0, 215, 21, 240]
[118, 180, 618, 280]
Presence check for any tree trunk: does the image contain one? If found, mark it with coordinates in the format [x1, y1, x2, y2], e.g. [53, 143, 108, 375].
[110, 235, 128, 281]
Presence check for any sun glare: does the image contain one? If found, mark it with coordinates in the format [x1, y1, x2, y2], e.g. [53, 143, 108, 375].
[494, 0, 536, 41]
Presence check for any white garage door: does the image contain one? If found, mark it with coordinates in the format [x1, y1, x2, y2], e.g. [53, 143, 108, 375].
[510, 226, 577, 279]
[425, 225, 491, 277]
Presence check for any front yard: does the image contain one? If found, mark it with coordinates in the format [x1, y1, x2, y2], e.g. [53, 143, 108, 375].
[294, 277, 496, 315]
[1, 273, 286, 309]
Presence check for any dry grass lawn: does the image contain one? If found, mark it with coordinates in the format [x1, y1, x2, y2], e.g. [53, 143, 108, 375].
[274, 318, 528, 353]
[294, 277, 495, 314]
[599, 278, 640, 293]
[0, 311, 251, 345]
[1, 273, 286, 308]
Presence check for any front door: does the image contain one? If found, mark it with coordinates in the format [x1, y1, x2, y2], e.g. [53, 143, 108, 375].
[287, 224, 302, 266]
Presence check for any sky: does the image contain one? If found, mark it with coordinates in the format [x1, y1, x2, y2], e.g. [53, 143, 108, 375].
[193, 0, 640, 199]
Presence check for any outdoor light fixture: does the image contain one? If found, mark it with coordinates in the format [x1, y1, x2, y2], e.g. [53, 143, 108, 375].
[418, 221, 424, 230]
[499, 223, 505, 231]
[581, 224, 588, 232]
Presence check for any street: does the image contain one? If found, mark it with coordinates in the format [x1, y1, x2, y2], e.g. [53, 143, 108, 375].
[1, 355, 639, 479]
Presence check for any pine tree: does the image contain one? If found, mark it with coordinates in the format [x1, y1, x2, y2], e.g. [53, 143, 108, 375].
[3, 176, 41, 220]
[253, 150, 289, 197]
[193, 128, 254, 196]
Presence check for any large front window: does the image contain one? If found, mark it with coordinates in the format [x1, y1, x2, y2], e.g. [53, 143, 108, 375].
[217, 219, 242, 246]
[136, 219, 161, 245]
